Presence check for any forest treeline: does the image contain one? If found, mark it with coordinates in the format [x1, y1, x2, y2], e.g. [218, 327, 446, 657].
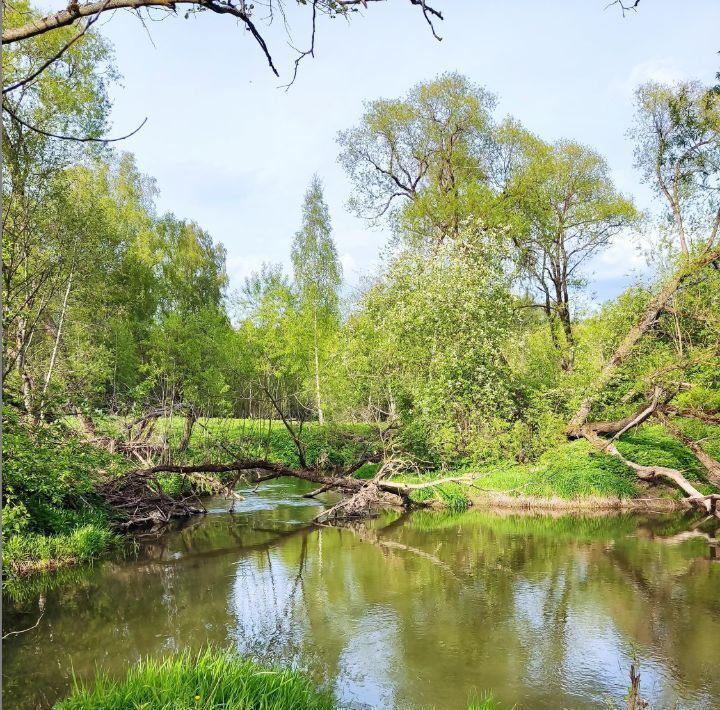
[3, 1, 720, 560]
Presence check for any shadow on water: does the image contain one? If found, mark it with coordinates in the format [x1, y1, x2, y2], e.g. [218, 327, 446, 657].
[3, 478, 719, 709]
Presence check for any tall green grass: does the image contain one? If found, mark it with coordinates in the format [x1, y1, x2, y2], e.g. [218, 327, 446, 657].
[56, 649, 335, 710]
[3, 525, 121, 576]
[466, 691, 504, 709]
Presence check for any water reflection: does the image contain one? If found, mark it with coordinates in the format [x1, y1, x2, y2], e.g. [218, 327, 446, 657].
[3, 480, 719, 709]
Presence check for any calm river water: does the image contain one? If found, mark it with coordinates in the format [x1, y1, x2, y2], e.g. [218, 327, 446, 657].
[3, 478, 719, 709]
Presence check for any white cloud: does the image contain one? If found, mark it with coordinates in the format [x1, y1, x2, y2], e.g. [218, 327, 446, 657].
[608, 58, 686, 99]
[339, 253, 357, 274]
[588, 233, 648, 282]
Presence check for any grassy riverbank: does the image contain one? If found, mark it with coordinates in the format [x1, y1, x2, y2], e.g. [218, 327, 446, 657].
[56, 649, 335, 709]
[2, 407, 127, 577]
[5, 409, 718, 577]
[386, 422, 720, 511]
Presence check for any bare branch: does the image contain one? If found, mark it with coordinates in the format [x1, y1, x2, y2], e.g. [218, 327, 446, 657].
[2, 101, 148, 143]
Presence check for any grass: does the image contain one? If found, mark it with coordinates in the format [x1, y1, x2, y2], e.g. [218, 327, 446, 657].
[616, 421, 719, 491]
[466, 691, 504, 709]
[287, 416, 718, 509]
[83, 414, 384, 472]
[2, 525, 122, 576]
[55, 646, 502, 710]
[392, 439, 640, 507]
[56, 648, 335, 710]
[392, 419, 720, 509]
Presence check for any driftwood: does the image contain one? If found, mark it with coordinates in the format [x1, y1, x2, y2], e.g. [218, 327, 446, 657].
[579, 425, 719, 519]
[569, 380, 720, 519]
[97, 468, 206, 530]
[99, 457, 475, 528]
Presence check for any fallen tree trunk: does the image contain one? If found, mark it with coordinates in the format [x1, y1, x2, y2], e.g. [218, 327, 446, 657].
[655, 411, 720, 487]
[100, 458, 476, 528]
[568, 245, 720, 434]
[580, 427, 717, 518]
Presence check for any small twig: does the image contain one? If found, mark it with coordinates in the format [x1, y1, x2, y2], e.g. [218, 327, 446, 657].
[3, 612, 44, 639]
[2, 101, 147, 143]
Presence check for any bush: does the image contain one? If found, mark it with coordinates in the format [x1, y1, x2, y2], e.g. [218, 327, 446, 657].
[2, 406, 126, 576]
[2, 406, 124, 536]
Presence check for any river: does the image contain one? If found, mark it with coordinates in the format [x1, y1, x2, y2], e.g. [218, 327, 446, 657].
[3, 477, 719, 709]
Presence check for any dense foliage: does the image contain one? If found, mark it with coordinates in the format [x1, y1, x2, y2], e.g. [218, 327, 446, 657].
[2, 2, 719, 574]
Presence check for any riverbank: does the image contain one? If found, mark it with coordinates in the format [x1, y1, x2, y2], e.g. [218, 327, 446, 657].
[4, 410, 718, 577]
[55, 647, 503, 709]
[2, 407, 129, 577]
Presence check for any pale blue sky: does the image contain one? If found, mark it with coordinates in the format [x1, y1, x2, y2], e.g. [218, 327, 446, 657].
[97, 0, 720, 302]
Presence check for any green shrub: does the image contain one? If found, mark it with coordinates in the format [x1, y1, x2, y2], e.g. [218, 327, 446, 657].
[2, 406, 128, 576]
[2, 406, 125, 537]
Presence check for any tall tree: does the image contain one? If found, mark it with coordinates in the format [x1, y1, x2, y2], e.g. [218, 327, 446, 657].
[2, 5, 116, 413]
[570, 80, 720, 430]
[631, 80, 720, 258]
[504, 135, 637, 368]
[338, 73, 497, 243]
[291, 176, 342, 424]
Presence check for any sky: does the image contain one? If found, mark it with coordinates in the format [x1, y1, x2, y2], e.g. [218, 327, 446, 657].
[94, 0, 720, 303]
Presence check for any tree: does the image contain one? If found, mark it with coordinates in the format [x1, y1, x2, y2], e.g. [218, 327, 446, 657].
[238, 263, 307, 419]
[291, 176, 342, 424]
[338, 73, 497, 243]
[570, 81, 720, 430]
[344, 223, 516, 465]
[631, 81, 720, 258]
[339, 77, 636, 371]
[2, 0, 117, 411]
[504, 135, 637, 368]
[156, 216, 227, 315]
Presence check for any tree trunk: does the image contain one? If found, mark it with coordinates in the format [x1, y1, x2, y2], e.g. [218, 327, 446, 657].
[16, 317, 36, 418]
[313, 311, 324, 425]
[39, 270, 73, 420]
[558, 302, 574, 371]
[581, 427, 716, 517]
[178, 409, 197, 452]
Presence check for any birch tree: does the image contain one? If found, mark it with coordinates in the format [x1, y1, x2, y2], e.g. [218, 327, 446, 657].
[291, 176, 342, 424]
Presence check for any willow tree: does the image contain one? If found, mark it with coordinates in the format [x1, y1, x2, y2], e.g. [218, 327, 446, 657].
[338, 73, 497, 243]
[291, 176, 342, 424]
